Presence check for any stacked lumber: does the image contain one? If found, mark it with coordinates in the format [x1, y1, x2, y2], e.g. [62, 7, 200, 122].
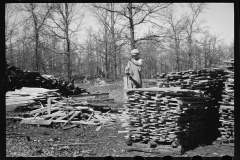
[156, 68, 228, 132]
[125, 87, 218, 146]
[10, 98, 117, 129]
[6, 87, 60, 112]
[217, 60, 234, 146]
[5, 63, 89, 96]
[142, 79, 160, 88]
[224, 59, 234, 72]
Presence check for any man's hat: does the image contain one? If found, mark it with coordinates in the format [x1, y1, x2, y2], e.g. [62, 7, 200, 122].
[131, 49, 140, 55]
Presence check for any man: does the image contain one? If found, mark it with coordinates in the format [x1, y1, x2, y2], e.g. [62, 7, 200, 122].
[125, 49, 143, 88]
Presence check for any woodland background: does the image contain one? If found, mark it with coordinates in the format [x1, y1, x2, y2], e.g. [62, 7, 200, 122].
[5, 3, 234, 82]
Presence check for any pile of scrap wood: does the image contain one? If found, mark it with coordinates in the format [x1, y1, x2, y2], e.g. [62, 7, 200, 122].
[124, 87, 220, 146]
[8, 98, 118, 129]
[216, 60, 234, 146]
[6, 87, 60, 112]
[5, 63, 89, 96]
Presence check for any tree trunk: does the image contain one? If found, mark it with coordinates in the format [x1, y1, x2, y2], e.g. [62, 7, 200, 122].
[128, 3, 135, 49]
[35, 32, 39, 71]
[110, 3, 117, 81]
[65, 3, 72, 82]
[118, 47, 122, 76]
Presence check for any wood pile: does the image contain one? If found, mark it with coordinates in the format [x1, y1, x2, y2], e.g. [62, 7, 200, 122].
[224, 59, 234, 72]
[5, 63, 89, 96]
[7, 97, 117, 129]
[142, 79, 160, 88]
[6, 87, 60, 112]
[217, 60, 234, 146]
[151, 68, 228, 122]
[125, 87, 219, 146]
[6, 87, 112, 112]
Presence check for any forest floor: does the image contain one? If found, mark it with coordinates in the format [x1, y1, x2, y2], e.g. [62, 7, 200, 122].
[6, 79, 234, 157]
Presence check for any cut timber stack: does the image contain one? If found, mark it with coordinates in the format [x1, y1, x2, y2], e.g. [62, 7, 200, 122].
[142, 79, 160, 88]
[217, 59, 234, 146]
[5, 63, 89, 96]
[6, 87, 60, 112]
[125, 87, 218, 146]
[224, 59, 234, 72]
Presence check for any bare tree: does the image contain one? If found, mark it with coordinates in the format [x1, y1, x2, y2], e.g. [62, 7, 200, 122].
[185, 3, 207, 69]
[5, 3, 21, 65]
[16, 3, 52, 72]
[93, 3, 171, 49]
[162, 5, 187, 72]
[198, 31, 224, 68]
[45, 3, 84, 81]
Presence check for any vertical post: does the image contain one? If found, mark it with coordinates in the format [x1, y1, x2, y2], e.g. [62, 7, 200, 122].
[123, 76, 128, 101]
[47, 97, 52, 115]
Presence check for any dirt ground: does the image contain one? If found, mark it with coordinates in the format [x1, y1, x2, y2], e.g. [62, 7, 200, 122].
[6, 79, 234, 157]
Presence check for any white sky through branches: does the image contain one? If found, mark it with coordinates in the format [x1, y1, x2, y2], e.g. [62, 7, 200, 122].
[80, 3, 234, 45]
[8, 3, 234, 46]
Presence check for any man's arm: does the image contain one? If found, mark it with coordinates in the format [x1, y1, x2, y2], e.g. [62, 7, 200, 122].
[130, 58, 143, 66]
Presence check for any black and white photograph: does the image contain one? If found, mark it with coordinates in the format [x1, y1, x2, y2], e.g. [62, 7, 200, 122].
[5, 3, 235, 158]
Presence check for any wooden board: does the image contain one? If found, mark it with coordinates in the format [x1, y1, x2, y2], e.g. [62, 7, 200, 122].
[20, 119, 52, 126]
[70, 93, 109, 98]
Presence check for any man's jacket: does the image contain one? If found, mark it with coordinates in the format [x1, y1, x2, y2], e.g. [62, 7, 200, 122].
[125, 58, 143, 88]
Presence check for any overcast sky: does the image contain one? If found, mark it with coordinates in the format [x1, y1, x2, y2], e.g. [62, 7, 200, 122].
[200, 3, 234, 44]
[80, 3, 234, 45]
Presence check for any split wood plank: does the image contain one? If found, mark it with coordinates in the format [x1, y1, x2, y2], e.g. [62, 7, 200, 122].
[62, 124, 78, 130]
[62, 111, 81, 127]
[95, 125, 102, 131]
[51, 143, 96, 146]
[55, 111, 75, 121]
[47, 98, 52, 115]
[20, 119, 52, 126]
[42, 111, 67, 118]
[52, 120, 102, 125]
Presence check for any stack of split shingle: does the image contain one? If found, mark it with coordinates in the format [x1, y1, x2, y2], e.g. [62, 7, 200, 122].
[125, 87, 219, 146]
[217, 60, 234, 146]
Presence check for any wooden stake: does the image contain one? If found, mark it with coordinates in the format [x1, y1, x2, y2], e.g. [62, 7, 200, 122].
[47, 97, 52, 115]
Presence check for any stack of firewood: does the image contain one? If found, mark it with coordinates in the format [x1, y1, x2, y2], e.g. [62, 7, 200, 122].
[125, 87, 219, 146]
[217, 60, 234, 145]
[5, 64, 89, 96]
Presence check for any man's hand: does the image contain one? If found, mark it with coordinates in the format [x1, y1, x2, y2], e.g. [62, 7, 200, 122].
[138, 59, 143, 65]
